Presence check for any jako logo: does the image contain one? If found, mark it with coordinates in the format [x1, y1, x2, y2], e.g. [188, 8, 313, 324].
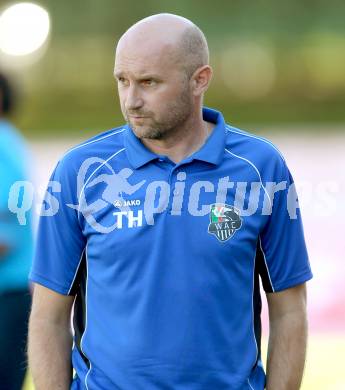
[114, 199, 141, 207]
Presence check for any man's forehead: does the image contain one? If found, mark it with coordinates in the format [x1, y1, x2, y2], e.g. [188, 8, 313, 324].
[117, 34, 178, 57]
[115, 41, 180, 73]
[115, 53, 162, 74]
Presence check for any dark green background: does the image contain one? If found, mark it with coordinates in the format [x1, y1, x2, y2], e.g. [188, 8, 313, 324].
[2, 0, 345, 137]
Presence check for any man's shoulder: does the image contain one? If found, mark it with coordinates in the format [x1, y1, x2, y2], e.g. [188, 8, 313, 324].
[51, 125, 127, 183]
[65, 125, 126, 159]
[0, 120, 26, 149]
[0, 120, 30, 171]
[224, 124, 286, 163]
[58, 125, 126, 165]
[223, 124, 288, 180]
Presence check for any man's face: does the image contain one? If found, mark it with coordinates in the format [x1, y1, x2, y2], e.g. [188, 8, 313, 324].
[114, 43, 194, 140]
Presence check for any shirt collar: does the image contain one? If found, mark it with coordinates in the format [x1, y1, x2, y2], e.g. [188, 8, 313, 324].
[124, 106, 226, 169]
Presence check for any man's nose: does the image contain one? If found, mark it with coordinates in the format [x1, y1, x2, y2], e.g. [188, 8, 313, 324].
[125, 85, 144, 110]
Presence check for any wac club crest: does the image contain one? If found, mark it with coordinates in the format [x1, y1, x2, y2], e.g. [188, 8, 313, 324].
[208, 203, 242, 242]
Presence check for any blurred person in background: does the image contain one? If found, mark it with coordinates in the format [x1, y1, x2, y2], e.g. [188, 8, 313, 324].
[0, 72, 33, 390]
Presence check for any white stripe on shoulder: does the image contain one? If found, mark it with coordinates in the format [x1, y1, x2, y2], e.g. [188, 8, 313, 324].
[77, 147, 126, 209]
[63, 128, 125, 158]
[225, 148, 272, 208]
[225, 124, 285, 162]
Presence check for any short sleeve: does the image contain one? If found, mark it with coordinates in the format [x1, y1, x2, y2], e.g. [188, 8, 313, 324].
[258, 160, 313, 292]
[29, 157, 86, 295]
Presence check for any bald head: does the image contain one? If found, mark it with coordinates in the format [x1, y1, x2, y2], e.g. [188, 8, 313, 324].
[114, 14, 213, 141]
[116, 13, 209, 78]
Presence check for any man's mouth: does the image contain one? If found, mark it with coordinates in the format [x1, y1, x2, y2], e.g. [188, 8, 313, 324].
[127, 112, 150, 119]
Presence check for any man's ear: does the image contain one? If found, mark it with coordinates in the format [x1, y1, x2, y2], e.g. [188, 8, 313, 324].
[191, 65, 213, 97]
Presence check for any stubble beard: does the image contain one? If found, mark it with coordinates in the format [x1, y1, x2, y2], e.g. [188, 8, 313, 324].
[125, 87, 193, 141]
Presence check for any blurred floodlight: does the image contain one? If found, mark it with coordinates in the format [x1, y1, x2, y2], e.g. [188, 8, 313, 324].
[221, 41, 276, 100]
[0, 2, 50, 56]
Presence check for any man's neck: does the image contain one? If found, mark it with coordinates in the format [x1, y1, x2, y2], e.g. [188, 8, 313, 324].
[140, 113, 215, 164]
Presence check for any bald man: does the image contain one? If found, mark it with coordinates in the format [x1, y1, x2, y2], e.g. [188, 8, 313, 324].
[28, 14, 312, 390]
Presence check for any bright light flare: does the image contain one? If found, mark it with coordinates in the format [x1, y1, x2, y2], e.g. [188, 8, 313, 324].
[0, 2, 50, 56]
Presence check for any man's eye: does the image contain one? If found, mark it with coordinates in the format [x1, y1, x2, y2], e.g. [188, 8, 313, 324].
[142, 79, 155, 86]
[118, 78, 128, 85]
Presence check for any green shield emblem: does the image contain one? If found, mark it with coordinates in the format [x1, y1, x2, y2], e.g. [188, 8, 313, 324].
[208, 203, 242, 242]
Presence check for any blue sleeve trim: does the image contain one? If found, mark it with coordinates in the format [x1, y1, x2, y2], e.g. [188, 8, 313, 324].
[29, 271, 70, 295]
[273, 269, 313, 292]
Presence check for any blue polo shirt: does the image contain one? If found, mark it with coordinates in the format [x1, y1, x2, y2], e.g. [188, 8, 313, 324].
[30, 107, 312, 389]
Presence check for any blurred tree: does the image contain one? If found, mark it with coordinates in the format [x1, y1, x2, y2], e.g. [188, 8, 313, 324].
[1, 0, 343, 136]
